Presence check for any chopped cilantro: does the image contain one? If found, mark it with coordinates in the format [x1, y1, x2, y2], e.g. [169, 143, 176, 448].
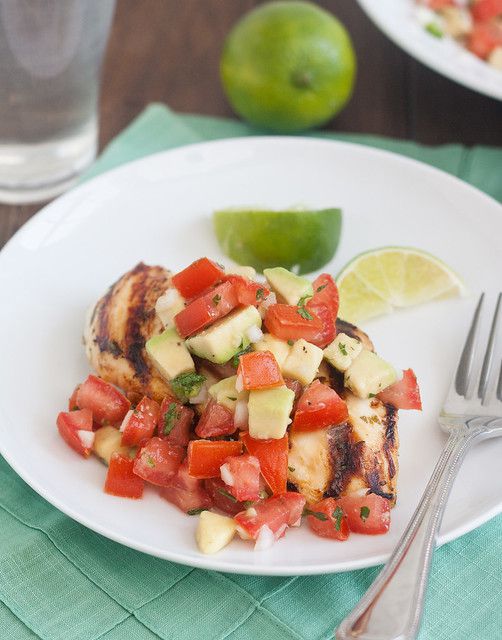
[145, 455, 156, 468]
[316, 284, 327, 293]
[212, 294, 221, 306]
[243, 501, 254, 508]
[288, 466, 296, 472]
[217, 488, 237, 502]
[227, 396, 237, 401]
[338, 342, 348, 356]
[163, 402, 181, 435]
[259, 489, 269, 499]
[171, 372, 206, 402]
[256, 288, 265, 300]
[187, 508, 205, 516]
[232, 343, 252, 367]
[297, 306, 313, 321]
[287, 339, 294, 346]
[368, 393, 376, 398]
[332, 506, 344, 531]
[303, 508, 328, 521]
[360, 506, 370, 522]
[298, 294, 312, 307]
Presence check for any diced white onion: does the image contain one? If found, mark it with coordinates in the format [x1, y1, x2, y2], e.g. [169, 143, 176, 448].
[245, 507, 257, 517]
[234, 399, 248, 429]
[254, 525, 276, 551]
[246, 325, 263, 344]
[259, 292, 277, 318]
[189, 384, 208, 405]
[77, 430, 95, 448]
[119, 409, 133, 433]
[220, 463, 235, 487]
[235, 374, 244, 393]
[235, 524, 252, 540]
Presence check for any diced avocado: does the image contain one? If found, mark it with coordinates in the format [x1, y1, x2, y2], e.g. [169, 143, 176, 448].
[253, 333, 291, 370]
[263, 267, 313, 305]
[282, 338, 323, 385]
[155, 287, 186, 328]
[248, 385, 295, 439]
[186, 306, 262, 364]
[146, 328, 195, 381]
[323, 332, 363, 372]
[93, 425, 134, 465]
[208, 375, 248, 412]
[195, 511, 236, 554]
[344, 350, 398, 398]
[226, 265, 257, 280]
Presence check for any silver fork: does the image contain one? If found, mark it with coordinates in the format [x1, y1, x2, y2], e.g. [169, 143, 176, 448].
[336, 293, 502, 640]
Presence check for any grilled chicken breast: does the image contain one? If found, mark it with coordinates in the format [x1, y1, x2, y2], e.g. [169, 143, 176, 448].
[84, 263, 172, 402]
[287, 394, 399, 504]
[85, 264, 399, 505]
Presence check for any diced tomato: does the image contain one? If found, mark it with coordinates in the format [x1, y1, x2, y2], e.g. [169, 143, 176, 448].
[160, 462, 212, 513]
[76, 375, 130, 426]
[204, 477, 248, 515]
[172, 257, 225, 299]
[133, 437, 184, 486]
[471, 0, 502, 22]
[195, 400, 236, 438]
[378, 369, 422, 410]
[467, 21, 502, 58]
[306, 498, 349, 540]
[187, 439, 243, 479]
[241, 432, 288, 495]
[338, 493, 391, 535]
[237, 351, 284, 390]
[121, 396, 160, 446]
[220, 454, 261, 501]
[174, 281, 238, 337]
[305, 301, 336, 348]
[292, 380, 348, 431]
[264, 304, 324, 344]
[225, 275, 270, 307]
[158, 398, 193, 447]
[105, 453, 144, 499]
[234, 492, 305, 540]
[280, 492, 306, 526]
[56, 409, 94, 458]
[68, 386, 80, 411]
[309, 274, 340, 324]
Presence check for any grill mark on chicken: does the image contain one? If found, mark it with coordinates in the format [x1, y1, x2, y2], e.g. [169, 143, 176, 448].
[335, 318, 374, 351]
[84, 263, 173, 402]
[125, 263, 165, 382]
[382, 402, 397, 481]
[326, 423, 353, 496]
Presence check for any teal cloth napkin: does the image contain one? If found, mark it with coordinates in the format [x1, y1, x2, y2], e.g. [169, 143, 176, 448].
[2, 104, 502, 640]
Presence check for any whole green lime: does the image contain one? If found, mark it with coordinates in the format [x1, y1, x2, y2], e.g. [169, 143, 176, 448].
[220, 1, 356, 133]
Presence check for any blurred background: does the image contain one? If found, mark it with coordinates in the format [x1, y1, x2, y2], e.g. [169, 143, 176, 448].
[99, 0, 502, 146]
[2, 0, 502, 237]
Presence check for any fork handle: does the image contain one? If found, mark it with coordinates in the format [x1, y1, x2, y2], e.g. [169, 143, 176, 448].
[336, 427, 479, 640]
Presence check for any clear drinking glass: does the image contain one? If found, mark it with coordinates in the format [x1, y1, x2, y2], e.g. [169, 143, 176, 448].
[0, 0, 116, 204]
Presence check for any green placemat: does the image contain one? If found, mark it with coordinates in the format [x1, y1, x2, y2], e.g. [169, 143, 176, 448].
[2, 104, 501, 640]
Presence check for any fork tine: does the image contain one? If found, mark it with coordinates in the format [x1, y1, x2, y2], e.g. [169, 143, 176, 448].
[455, 293, 484, 397]
[478, 293, 502, 403]
[497, 361, 502, 402]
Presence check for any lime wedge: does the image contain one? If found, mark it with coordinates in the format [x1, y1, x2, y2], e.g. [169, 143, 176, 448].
[213, 208, 342, 274]
[337, 247, 466, 324]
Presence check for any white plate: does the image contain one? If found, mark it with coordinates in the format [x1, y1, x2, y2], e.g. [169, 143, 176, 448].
[357, 0, 502, 101]
[0, 137, 501, 576]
